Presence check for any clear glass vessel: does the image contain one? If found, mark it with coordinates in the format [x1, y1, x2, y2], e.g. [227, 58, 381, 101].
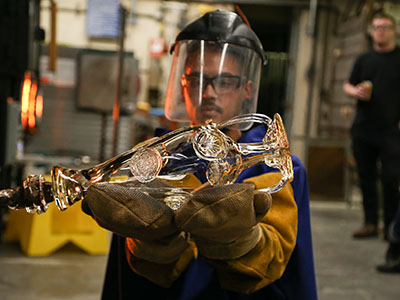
[1, 113, 293, 212]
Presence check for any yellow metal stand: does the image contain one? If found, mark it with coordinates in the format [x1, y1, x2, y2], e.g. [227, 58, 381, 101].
[4, 202, 109, 256]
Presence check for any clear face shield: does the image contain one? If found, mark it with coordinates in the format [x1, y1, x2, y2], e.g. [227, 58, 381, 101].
[165, 40, 262, 130]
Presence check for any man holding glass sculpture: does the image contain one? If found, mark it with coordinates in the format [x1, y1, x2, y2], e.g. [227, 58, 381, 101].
[80, 10, 317, 299]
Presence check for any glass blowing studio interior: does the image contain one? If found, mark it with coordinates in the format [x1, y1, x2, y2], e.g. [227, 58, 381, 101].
[1, 1, 400, 299]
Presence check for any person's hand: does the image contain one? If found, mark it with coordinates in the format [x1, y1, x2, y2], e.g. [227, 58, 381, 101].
[0, 175, 53, 213]
[81, 181, 190, 263]
[353, 82, 372, 101]
[175, 183, 272, 260]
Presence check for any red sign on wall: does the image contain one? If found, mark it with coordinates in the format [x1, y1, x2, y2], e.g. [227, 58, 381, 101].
[149, 38, 167, 58]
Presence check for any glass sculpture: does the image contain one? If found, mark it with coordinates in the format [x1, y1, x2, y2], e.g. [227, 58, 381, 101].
[0, 113, 293, 212]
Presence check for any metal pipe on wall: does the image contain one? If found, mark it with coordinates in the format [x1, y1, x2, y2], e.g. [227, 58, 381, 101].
[111, 6, 127, 157]
[49, 0, 57, 72]
[304, 0, 318, 138]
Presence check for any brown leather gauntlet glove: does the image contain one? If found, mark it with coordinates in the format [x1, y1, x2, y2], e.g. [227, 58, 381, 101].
[175, 183, 272, 260]
[81, 181, 190, 264]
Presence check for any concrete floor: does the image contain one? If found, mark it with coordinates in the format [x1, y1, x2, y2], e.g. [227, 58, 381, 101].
[311, 201, 399, 300]
[0, 200, 399, 300]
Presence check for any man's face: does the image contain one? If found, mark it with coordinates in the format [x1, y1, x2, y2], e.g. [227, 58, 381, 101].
[182, 49, 252, 125]
[370, 17, 396, 47]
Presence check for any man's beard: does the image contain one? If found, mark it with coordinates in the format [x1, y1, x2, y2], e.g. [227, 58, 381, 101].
[375, 38, 393, 49]
[199, 103, 223, 114]
[196, 101, 224, 123]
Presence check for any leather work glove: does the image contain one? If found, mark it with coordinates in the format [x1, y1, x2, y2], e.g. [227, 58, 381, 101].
[81, 181, 190, 264]
[175, 183, 272, 260]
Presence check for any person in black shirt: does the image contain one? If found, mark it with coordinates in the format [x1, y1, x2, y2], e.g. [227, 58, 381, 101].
[343, 12, 400, 241]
